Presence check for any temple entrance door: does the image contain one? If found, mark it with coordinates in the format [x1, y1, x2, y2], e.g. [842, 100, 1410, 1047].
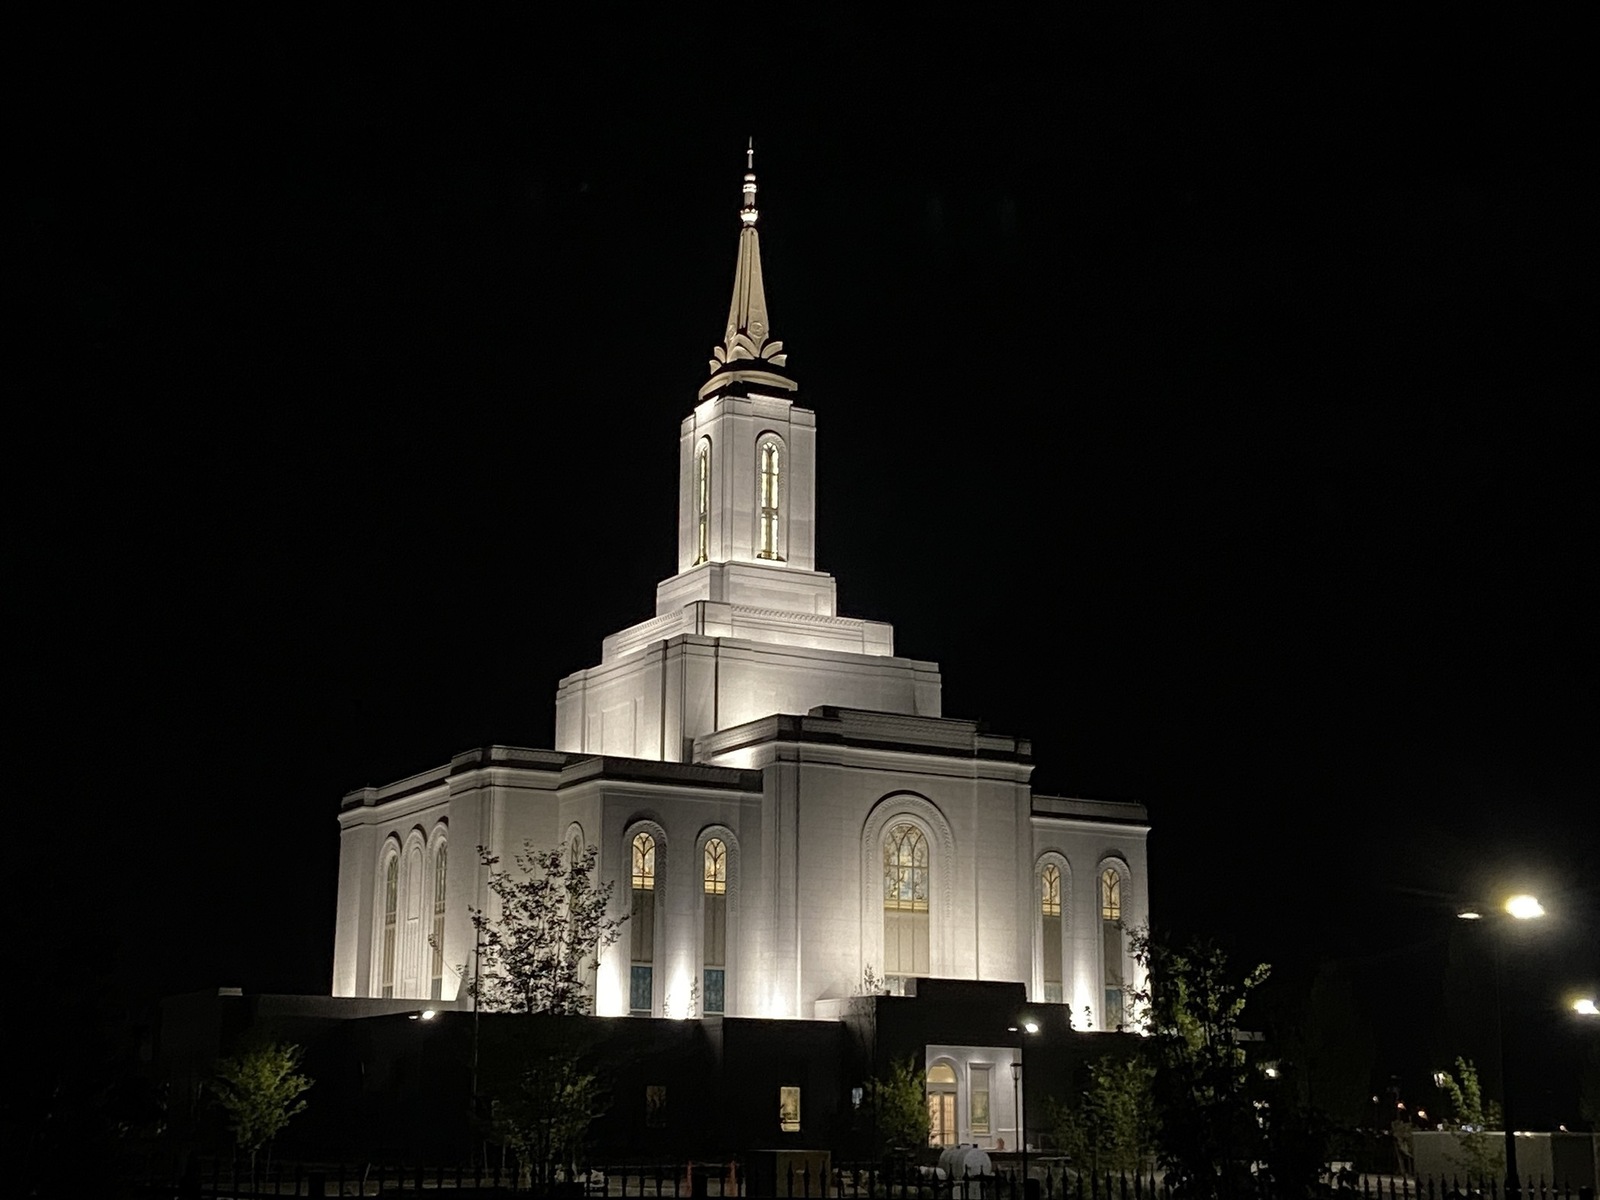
[926, 1061, 958, 1146]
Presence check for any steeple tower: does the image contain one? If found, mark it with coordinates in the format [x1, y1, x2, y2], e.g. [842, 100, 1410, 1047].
[701, 140, 796, 400]
[552, 146, 942, 763]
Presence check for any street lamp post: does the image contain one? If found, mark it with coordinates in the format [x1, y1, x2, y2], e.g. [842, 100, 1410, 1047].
[1458, 892, 1544, 1200]
[1011, 1060, 1024, 1191]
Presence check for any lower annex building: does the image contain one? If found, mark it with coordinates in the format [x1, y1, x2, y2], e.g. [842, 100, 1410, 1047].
[326, 149, 1151, 1152]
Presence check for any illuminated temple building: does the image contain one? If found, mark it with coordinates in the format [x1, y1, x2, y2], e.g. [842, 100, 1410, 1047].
[323, 150, 1152, 1151]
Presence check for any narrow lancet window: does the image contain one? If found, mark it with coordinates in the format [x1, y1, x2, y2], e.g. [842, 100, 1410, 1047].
[430, 842, 447, 1000]
[630, 833, 656, 1015]
[703, 838, 727, 1015]
[694, 442, 711, 565]
[883, 823, 929, 989]
[381, 855, 398, 998]
[1101, 867, 1124, 1028]
[1041, 863, 1063, 1004]
[757, 439, 782, 560]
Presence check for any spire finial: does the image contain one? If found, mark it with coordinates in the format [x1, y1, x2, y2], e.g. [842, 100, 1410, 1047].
[741, 138, 759, 227]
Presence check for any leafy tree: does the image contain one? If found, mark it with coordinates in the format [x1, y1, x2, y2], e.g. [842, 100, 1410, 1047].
[1047, 1052, 1157, 1173]
[1128, 928, 1270, 1199]
[487, 1051, 602, 1192]
[864, 1056, 931, 1154]
[210, 1042, 312, 1180]
[1436, 1057, 1503, 1179]
[468, 841, 626, 1015]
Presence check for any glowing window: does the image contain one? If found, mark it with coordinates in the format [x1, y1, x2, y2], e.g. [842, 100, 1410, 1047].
[632, 834, 656, 890]
[883, 823, 930, 983]
[970, 1065, 991, 1135]
[779, 1086, 801, 1133]
[1100, 868, 1121, 921]
[703, 839, 726, 895]
[758, 439, 782, 560]
[694, 441, 711, 565]
[1042, 863, 1063, 1004]
[630, 833, 657, 1015]
[381, 855, 398, 998]
[1101, 867, 1124, 1028]
[430, 842, 447, 1000]
[703, 837, 726, 1015]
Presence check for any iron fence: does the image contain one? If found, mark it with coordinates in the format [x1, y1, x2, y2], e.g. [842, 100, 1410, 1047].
[131, 1159, 1599, 1200]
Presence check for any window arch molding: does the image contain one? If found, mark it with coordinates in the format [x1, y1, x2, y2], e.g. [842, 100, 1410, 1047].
[1033, 851, 1072, 1005]
[694, 824, 740, 1015]
[622, 817, 668, 1016]
[860, 792, 955, 986]
[1095, 854, 1136, 1032]
[754, 430, 786, 562]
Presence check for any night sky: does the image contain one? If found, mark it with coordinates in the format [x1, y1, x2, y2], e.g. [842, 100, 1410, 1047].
[16, 13, 1595, 1103]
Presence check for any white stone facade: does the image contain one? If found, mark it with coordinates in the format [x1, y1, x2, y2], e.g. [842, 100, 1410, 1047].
[331, 154, 1151, 1033]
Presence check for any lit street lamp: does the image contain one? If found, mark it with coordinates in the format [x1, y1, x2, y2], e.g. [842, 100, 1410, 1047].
[1456, 892, 1545, 1198]
[1573, 998, 1597, 1017]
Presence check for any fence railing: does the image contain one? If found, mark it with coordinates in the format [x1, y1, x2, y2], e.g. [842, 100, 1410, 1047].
[136, 1159, 1600, 1199]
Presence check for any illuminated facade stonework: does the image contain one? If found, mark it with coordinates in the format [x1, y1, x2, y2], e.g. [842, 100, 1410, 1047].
[331, 154, 1151, 1045]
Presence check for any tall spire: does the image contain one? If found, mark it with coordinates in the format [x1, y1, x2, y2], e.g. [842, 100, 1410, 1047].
[700, 139, 796, 399]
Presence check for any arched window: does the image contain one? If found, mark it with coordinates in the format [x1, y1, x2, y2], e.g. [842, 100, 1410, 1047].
[381, 854, 398, 998]
[883, 823, 929, 989]
[630, 833, 656, 1016]
[694, 440, 711, 565]
[703, 838, 727, 1015]
[402, 842, 424, 997]
[757, 438, 782, 560]
[1041, 863, 1064, 1004]
[1100, 866, 1124, 1028]
[926, 1061, 957, 1147]
[430, 841, 447, 1000]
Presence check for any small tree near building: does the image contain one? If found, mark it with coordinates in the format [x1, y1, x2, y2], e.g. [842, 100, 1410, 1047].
[1129, 928, 1271, 1199]
[210, 1042, 312, 1182]
[1047, 1052, 1157, 1174]
[487, 1051, 602, 1192]
[468, 841, 626, 1015]
[1437, 1056, 1504, 1179]
[865, 1056, 931, 1156]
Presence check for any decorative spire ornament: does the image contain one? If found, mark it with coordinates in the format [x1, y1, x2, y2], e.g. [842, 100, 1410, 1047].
[701, 139, 796, 399]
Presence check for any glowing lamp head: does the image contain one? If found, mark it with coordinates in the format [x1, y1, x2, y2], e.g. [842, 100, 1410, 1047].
[1457, 909, 1483, 920]
[1575, 998, 1598, 1016]
[1023, 1021, 1039, 1034]
[1504, 894, 1545, 920]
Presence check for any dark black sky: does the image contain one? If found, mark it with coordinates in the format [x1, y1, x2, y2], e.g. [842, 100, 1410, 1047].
[15, 12, 1595, 1090]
